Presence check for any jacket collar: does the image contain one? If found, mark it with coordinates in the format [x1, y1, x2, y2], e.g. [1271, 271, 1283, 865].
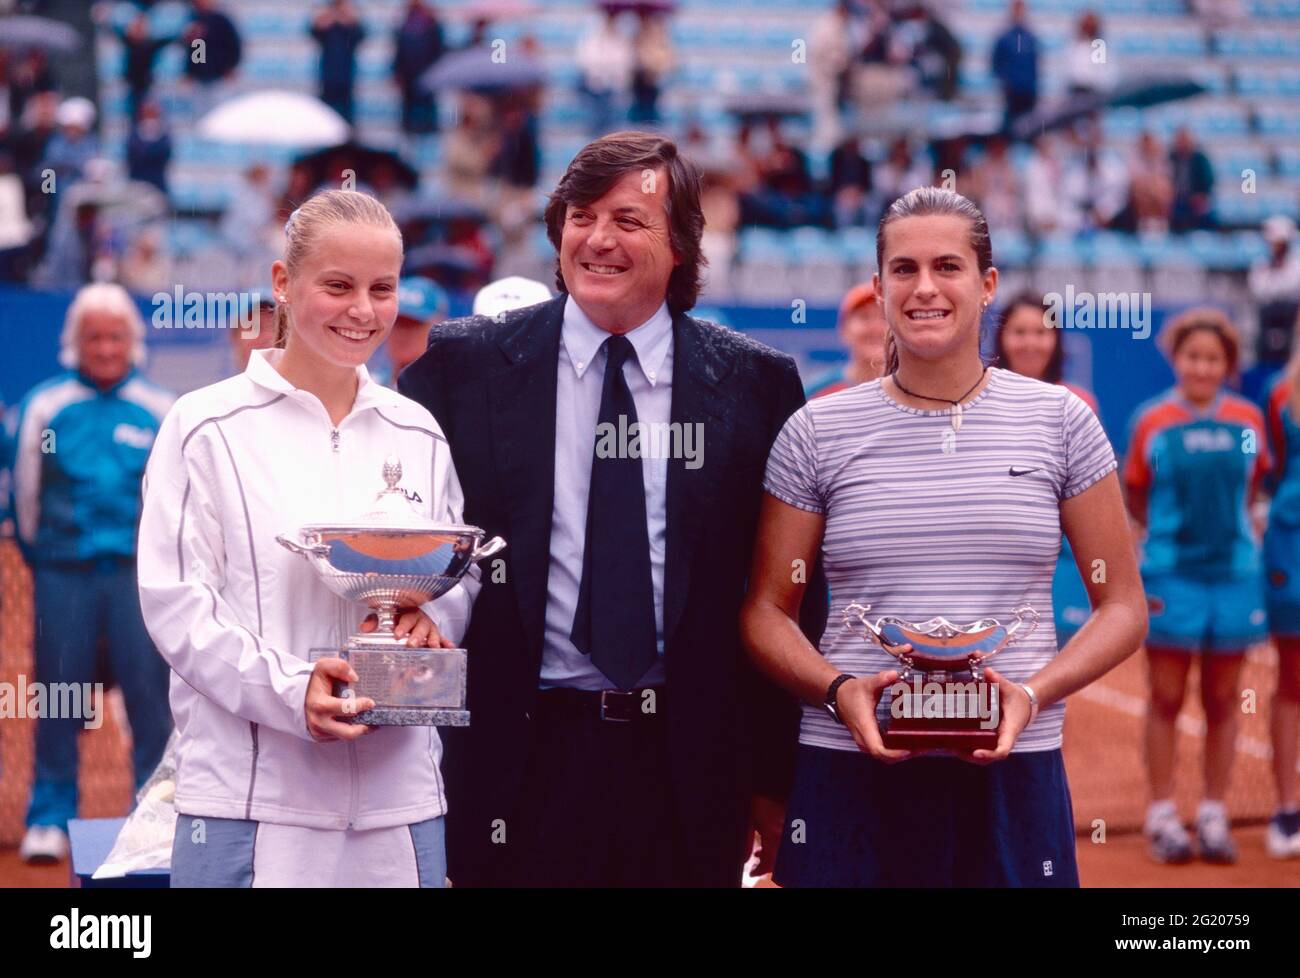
[496, 294, 568, 366]
[561, 294, 673, 386]
[246, 347, 396, 414]
[74, 367, 137, 397]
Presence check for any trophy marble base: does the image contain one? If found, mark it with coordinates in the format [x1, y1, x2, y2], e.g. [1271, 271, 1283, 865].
[309, 644, 469, 727]
[352, 705, 471, 727]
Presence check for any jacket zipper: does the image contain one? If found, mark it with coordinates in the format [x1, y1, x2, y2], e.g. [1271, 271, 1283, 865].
[346, 740, 360, 829]
[332, 421, 360, 829]
[245, 722, 260, 820]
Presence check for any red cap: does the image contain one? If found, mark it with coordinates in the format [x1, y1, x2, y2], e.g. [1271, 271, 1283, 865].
[838, 282, 878, 323]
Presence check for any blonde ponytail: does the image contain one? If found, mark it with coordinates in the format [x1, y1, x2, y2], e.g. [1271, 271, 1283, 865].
[273, 300, 290, 349]
[275, 189, 403, 348]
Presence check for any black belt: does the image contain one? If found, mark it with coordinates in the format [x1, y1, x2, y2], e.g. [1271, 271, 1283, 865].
[538, 686, 666, 723]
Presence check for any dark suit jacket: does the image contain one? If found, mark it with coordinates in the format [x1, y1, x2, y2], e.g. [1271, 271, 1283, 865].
[399, 295, 816, 886]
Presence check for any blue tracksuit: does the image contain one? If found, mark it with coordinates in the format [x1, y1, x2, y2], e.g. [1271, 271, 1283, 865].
[1, 391, 13, 539]
[11, 369, 175, 829]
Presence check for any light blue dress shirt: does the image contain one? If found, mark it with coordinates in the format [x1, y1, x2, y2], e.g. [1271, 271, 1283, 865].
[540, 295, 673, 690]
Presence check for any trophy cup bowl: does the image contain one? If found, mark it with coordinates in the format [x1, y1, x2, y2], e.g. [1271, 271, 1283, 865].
[276, 456, 505, 726]
[842, 602, 1039, 751]
[277, 524, 503, 637]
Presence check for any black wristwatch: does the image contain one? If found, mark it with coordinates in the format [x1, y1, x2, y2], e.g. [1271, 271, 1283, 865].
[823, 674, 856, 726]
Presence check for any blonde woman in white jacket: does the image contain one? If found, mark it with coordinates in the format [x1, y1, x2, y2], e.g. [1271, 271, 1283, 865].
[138, 190, 478, 887]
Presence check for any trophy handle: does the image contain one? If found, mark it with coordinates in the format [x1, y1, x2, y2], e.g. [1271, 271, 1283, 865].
[275, 534, 330, 558]
[470, 535, 507, 563]
[841, 602, 876, 634]
[842, 602, 915, 676]
[1005, 605, 1040, 642]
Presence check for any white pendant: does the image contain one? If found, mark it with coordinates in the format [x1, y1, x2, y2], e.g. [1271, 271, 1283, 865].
[951, 402, 962, 432]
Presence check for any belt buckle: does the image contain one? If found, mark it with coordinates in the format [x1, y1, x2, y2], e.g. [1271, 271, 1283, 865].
[599, 689, 635, 723]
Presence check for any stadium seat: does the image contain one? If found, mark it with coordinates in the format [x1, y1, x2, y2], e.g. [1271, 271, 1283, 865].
[991, 229, 1032, 269]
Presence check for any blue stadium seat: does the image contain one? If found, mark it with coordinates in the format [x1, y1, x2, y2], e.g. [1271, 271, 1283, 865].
[837, 227, 874, 264]
[1137, 235, 1196, 268]
[1231, 230, 1271, 265]
[1257, 109, 1300, 137]
[1038, 233, 1092, 268]
[991, 229, 1032, 268]
[1249, 0, 1300, 19]
[1185, 231, 1237, 270]
[168, 187, 231, 221]
[1092, 231, 1143, 266]
[1278, 149, 1300, 179]
[1216, 190, 1300, 225]
[739, 227, 787, 262]
[789, 227, 838, 262]
[1218, 31, 1300, 59]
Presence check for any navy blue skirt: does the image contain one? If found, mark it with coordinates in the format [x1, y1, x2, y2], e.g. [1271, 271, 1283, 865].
[774, 744, 1079, 888]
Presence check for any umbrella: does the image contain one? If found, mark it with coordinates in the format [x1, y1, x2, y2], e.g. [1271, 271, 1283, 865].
[421, 45, 546, 93]
[927, 108, 1003, 142]
[0, 15, 81, 53]
[724, 93, 811, 124]
[64, 176, 169, 221]
[598, 0, 677, 12]
[1108, 76, 1208, 110]
[447, 0, 539, 20]
[197, 90, 350, 148]
[294, 142, 419, 190]
[1011, 76, 1208, 141]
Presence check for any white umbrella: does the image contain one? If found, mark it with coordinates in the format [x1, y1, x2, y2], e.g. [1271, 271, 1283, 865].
[0, 15, 81, 53]
[197, 90, 350, 148]
[449, 0, 539, 20]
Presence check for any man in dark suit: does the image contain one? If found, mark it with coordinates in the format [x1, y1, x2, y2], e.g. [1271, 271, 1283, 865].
[400, 131, 816, 887]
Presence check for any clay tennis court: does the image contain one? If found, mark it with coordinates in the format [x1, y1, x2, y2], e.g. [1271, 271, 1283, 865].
[1, 541, 1295, 887]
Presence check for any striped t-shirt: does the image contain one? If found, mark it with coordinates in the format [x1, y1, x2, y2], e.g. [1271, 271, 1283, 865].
[763, 367, 1117, 753]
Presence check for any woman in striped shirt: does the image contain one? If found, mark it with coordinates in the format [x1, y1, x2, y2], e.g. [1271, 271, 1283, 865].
[740, 187, 1148, 887]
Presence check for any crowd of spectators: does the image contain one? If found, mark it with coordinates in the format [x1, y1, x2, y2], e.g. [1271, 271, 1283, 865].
[716, 2, 1220, 239]
[0, 0, 1290, 299]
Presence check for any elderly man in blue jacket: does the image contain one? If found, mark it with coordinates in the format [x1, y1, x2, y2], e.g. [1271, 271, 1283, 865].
[11, 283, 174, 864]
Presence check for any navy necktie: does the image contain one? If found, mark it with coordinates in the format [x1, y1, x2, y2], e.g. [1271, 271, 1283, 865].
[569, 334, 658, 690]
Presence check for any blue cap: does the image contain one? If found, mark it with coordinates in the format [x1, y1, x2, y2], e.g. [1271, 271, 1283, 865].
[397, 277, 449, 324]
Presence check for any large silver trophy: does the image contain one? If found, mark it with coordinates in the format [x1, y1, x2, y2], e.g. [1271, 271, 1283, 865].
[277, 456, 505, 726]
[841, 602, 1039, 750]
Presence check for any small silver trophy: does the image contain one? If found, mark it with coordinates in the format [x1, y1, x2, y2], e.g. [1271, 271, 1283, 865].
[276, 455, 505, 726]
[841, 603, 1039, 749]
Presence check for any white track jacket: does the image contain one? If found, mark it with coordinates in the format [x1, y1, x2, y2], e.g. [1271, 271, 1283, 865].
[138, 349, 478, 830]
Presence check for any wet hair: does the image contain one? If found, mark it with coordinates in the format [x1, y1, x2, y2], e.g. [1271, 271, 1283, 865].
[994, 289, 1064, 384]
[543, 130, 705, 315]
[1159, 306, 1240, 376]
[274, 189, 403, 348]
[875, 187, 994, 374]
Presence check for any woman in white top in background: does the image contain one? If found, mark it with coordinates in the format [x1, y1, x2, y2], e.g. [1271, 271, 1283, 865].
[138, 189, 478, 887]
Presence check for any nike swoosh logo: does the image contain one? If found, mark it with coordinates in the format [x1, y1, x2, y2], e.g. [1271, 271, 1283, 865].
[1009, 466, 1041, 477]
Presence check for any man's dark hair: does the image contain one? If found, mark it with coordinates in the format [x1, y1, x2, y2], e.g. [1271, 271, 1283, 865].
[543, 130, 706, 315]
